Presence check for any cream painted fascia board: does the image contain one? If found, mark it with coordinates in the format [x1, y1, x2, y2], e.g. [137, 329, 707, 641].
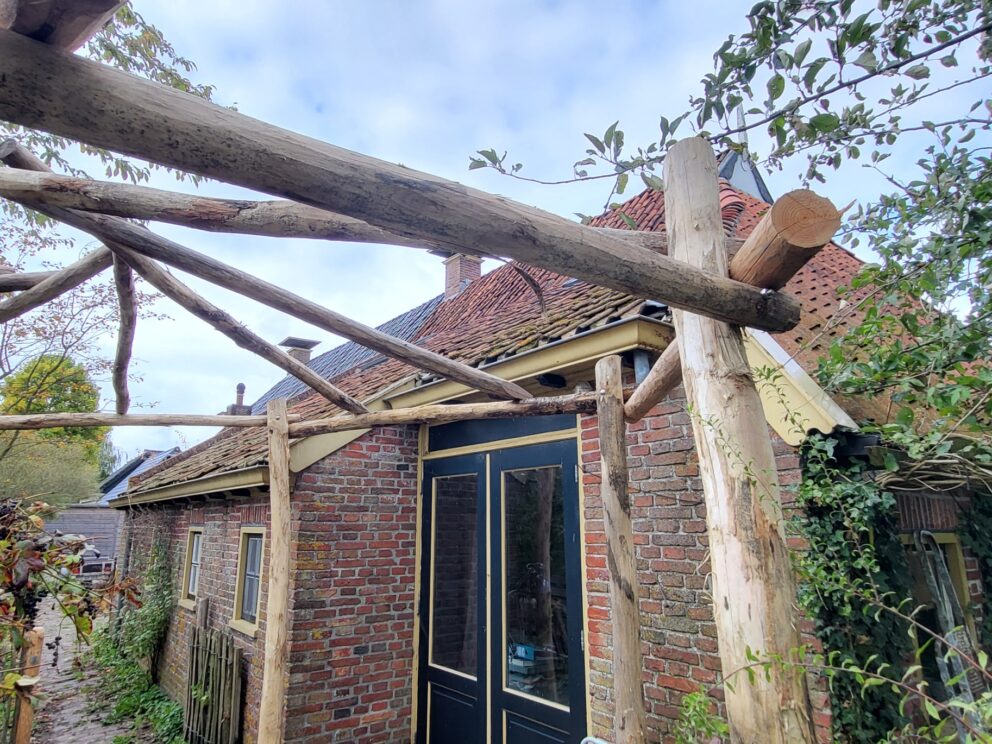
[745, 329, 858, 446]
[387, 317, 673, 410]
[289, 428, 371, 472]
[107, 466, 269, 508]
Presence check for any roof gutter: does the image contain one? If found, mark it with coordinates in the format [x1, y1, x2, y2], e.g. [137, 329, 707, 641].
[108, 465, 269, 508]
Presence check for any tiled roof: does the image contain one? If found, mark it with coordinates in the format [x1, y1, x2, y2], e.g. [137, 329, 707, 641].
[250, 295, 444, 414]
[128, 264, 656, 494]
[127, 181, 876, 495]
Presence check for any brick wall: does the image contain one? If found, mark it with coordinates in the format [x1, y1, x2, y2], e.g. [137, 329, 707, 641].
[285, 425, 419, 744]
[121, 493, 271, 741]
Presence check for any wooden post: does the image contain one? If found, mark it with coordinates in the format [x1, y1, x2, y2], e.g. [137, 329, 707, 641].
[12, 626, 43, 744]
[595, 355, 646, 743]
[259, 398, 291, 744]
[623, 189, 842, 423]
[112, 256, 136, 414]
[664, 138, 815, 742]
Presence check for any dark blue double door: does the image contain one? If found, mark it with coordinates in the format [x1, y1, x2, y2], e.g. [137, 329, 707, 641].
[417, 439, 586, 744]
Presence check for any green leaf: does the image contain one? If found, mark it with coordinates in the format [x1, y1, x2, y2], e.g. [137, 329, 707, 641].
[794, 39, 812, 67]
[809, 113, 841, 132]
[803, 58, 828, 90]
[767, 73, 785, 101]
[584, 133, 605, 154]
[853, 50, 877, 71]
[905, 64, 930, 80]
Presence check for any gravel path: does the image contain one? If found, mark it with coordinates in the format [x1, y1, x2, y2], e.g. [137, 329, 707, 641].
[31, 602, 156, 744]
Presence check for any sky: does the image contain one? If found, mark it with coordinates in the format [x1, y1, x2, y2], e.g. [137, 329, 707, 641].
[7, 1, 984, 459]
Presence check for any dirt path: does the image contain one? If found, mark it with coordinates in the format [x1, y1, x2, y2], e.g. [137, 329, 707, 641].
[31, 602, 155, 744]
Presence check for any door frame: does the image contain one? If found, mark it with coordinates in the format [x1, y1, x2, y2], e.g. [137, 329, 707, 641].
[412, 421, 590, 744]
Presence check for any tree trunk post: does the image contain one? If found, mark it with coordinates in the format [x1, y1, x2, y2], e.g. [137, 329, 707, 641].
[12, 626, 43, 744]
[259, 398, 291, 744]
[595, 354, 646, 743]
[664, 138, 815, 743]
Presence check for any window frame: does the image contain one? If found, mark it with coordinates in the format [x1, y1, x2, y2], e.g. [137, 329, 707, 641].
[230, 526, 265, 637]
[179, 527, 204, 610]
[900, 530, 978, 648]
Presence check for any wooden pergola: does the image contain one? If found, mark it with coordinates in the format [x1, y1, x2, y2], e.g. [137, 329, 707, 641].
[0, 4, 846, 743]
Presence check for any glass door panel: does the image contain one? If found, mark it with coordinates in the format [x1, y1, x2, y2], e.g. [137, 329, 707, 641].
[502, 466, 569, 706]
[430, 473, 479, 677]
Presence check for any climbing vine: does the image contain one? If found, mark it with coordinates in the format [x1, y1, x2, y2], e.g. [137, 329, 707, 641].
[793, 432, 915, 742]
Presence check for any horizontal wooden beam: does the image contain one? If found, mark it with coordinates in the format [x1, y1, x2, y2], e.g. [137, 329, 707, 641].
[289, 392, 600, 438]
[0, 412, 294, 429]
[624, 189, 842, 422]
[0, 166, 742, 258]
[0, 30, 800, 332]
[1, 191, 533, 402]
[0, 269, 56, 291]
[0, 165, 444, 250]
[0, 393, 602, 433]
[0, 0, 122, 51]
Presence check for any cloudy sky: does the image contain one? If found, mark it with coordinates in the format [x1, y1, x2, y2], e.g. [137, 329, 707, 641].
[13, 1, 980, 458]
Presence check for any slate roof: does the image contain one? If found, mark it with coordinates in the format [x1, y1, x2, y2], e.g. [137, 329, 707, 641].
[98, 447, 179, 504]
[125, 180, 875, 496]
[250, 295, 444, 414]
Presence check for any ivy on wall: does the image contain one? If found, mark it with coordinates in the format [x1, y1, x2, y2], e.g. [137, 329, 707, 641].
[794, 433, 915, 743]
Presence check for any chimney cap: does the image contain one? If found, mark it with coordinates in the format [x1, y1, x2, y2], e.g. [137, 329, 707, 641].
[278, 337, 320, 350]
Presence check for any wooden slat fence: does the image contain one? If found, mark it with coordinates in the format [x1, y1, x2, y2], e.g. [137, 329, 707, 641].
[184, 626, 243, 744]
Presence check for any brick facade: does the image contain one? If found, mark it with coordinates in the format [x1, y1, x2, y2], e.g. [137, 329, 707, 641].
[119, 394, 984, 744]
[284, 425, 419, 743]
[123, 494, 272, 738]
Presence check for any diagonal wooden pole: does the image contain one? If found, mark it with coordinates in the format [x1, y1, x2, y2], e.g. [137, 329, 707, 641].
[0, 29, 800, 332]
[0, 246, 113, 323]
[0, 141, 530, 401]
[595, 355, 646, 744]
[7, 200, 534, 401]
[116, 246, 369, 414]
[259, 397, 291, 744]
[665, 138, 814, 742]
[0, 141, 371, 413]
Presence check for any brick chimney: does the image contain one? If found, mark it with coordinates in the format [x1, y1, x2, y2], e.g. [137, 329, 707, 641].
[443, 253, 482, 300]
[279, 337, 319, 363]
[224, 383, 251, 415]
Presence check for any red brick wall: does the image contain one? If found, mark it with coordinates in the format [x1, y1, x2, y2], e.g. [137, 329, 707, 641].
[285, 425, 419, 743]
[121, 493, 271, 740]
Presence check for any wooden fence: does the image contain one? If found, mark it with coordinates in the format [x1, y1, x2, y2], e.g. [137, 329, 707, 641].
[184, 626, 243, 744]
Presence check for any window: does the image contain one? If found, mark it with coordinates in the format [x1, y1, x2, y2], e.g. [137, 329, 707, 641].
[181, 528, 203, 606]
[233, 528, 264, 629]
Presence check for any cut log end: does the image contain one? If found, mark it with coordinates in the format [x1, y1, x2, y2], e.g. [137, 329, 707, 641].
[771, 190, 843, 249]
